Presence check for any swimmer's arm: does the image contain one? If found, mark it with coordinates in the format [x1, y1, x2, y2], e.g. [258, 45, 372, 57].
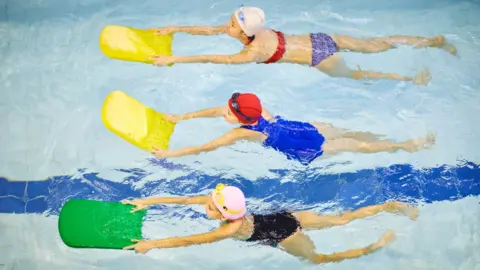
[179, 106, 224, 121]
[128, 196, 209, 206]
[171, 25, 226, 35]
[147, 221, 241, 249]
[161, 128, 253, 158]
[261, 108, 274, 121]
[171, 50, 257, 65]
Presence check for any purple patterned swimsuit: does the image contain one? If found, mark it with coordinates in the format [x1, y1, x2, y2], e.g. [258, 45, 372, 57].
[310, 33, 338, 66]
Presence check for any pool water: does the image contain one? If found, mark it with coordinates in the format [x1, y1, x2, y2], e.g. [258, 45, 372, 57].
[1, 0, 479, 269]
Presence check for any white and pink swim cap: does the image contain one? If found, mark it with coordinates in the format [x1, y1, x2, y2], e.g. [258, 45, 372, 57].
[233, 6, 265, 37]
[211, 183, 247, 220]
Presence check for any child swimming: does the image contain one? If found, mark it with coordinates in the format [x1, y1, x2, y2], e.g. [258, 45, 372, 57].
[150, 6, 456, 85]
[122, 183, 418, 264]
[153, 92, 435, 165]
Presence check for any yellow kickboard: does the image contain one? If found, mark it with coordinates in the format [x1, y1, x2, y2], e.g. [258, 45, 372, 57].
[99, 25, 173, 64]
[101, 91, 175, 151]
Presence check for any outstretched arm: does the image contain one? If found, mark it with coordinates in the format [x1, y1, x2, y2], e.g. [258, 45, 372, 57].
[123, 221, 242, 253]
[179, 106, 224, 121]
[125, 196, 209, 206]
[158, 25, 226, 36]
[153, 128, 253, 158]
[122, 196, 209, 212]
[174, 51, 256, 64]
[152, 50, 258, 66]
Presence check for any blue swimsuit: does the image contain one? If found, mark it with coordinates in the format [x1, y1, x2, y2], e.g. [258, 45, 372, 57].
[242, 116, 325, 165]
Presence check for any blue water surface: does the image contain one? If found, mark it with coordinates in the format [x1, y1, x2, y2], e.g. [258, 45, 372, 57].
[2, 160, 479, 215]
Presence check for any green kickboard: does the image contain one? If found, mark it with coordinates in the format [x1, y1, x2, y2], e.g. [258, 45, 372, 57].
[58, 199, 146, 249]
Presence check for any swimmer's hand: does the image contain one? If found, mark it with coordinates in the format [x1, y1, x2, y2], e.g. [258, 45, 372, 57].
[122, 200, 149, 213]
[152, 26, 178, 35]
[150, 55, 175, 66]
[412, 68, 432, 86]
[123, 239, 154, 254]
[152, 147, 171, 158]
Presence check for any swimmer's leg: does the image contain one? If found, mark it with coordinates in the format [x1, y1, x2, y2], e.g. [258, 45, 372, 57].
[292, 201, 418, 231]
[341, 131, 385, 142]
[311, 122, 384, 142]
[372, 35, 457, 55]
[322, 132, 435, 155]
[316, 53, 431, 85]
[278, 230, 396, 264]
[310, 122, 349, 140]
[330, 34, 456, 55]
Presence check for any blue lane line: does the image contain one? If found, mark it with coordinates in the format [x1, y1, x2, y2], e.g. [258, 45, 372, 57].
[1, 161, 479, 215]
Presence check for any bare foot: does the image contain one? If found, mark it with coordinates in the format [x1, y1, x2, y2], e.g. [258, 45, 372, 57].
[414, 35, 445, 48]
[403, 132, 436, 152]
[429, 35, 457, 55]
[385, 201, 419, 220]
[412, 68, 432, 86]
[441, 43, 457, 55]
[371, 230, 396, 250]
[414, 35, 457, 55]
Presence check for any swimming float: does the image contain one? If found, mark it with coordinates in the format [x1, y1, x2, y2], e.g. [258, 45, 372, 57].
[101, 90, 176, 151]
[99, 25, 173, 65]
[58, 199, 145, 249]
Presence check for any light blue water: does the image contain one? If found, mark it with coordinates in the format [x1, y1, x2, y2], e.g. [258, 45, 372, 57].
[1, 0, 480, 269]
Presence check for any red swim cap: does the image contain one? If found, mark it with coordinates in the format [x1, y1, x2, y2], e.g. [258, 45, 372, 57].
[228, 93, 262, 124]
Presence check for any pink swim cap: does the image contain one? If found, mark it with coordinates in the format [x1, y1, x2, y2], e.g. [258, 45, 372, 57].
[211, 183, 247, 220]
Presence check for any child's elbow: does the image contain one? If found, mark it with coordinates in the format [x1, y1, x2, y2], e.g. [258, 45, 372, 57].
[234, 57, 254, 64]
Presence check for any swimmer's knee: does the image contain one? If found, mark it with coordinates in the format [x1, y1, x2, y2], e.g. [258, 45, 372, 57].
[372, 41, 393, 51]
[351, 70, 363, 80]
[383, 42, 395, 50]
[356, 142, 373, 152]
[351, 70, 373, 80]
[361, 40, 393, 52]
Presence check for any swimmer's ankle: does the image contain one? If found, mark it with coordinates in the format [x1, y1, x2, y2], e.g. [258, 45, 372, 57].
[386, 73, 412, 81]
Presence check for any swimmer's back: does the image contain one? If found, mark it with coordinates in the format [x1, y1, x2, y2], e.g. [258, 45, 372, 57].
[223, 212, 300, 247]
[249, 29, 313, 65]
[242, 116, 325, 164]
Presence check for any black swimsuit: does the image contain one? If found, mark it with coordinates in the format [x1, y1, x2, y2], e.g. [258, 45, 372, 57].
[245, 211, 301, 247]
